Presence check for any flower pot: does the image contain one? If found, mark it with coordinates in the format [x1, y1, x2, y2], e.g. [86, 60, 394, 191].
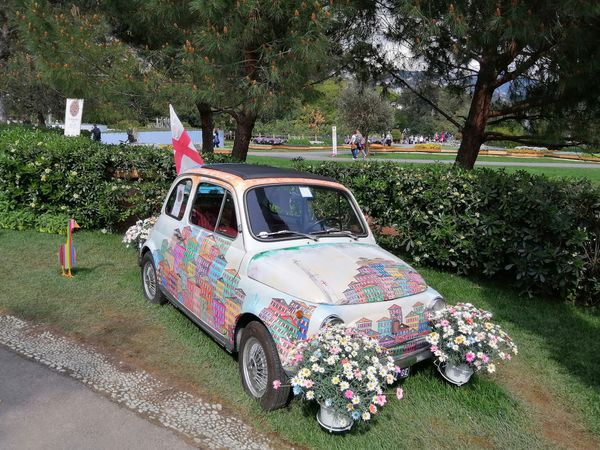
[438, 361, 474, 386]
[316, 403, 354, 433]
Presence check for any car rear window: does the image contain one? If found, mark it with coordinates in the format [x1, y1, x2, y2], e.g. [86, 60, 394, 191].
[165, 178, 192, 220]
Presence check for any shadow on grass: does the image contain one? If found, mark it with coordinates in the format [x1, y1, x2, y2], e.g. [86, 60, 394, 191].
[73, 263, 115, 274]
[478, 280, 600, 395]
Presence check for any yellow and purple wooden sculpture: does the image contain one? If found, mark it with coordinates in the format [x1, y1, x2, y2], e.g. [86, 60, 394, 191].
[59, 219, 79, 277]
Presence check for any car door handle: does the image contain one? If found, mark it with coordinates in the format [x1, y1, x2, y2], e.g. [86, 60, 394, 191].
[174, 228, 183, 240]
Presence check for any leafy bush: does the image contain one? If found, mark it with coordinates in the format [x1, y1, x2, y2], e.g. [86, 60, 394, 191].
[293, 160, 600, 306]
[0, 125, 232, 233]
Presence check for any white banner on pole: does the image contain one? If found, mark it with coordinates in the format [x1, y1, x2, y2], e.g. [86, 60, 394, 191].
[331, 125, 337, 156]
[64, 99, 84, 136]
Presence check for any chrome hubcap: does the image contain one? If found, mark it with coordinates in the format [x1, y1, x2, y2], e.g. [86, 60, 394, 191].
[243, 337, 268, 398]
[143, 262, 157, 299]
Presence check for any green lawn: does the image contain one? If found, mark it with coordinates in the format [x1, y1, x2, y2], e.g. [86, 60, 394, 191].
[337, 152, 594, 164]
[248, 155, 600, 184]
[1, 229, 598, 449]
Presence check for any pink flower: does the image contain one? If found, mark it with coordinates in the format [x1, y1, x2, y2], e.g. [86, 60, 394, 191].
[353, 369, 363, 380]
[394, 365, 401, 373]
[430, 345, 439, 353]
[344, 389, 354, 399]
[396, 388, 404, 400]
[481, 354, 490, 363]
[330, 347, 341, 355]
[440, 320, 450, 327]
[303, 379, 314, 388]
[465, 352, 475, 363]
[293, 353, 303, 363]
[272, 380, 281, 390]
[375, 394, 387, 406]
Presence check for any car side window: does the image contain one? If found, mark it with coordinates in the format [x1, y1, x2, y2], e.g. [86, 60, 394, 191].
[165, 179, 192, 220]
[216, 192, 239, 239]
[190, 183, 226, 231]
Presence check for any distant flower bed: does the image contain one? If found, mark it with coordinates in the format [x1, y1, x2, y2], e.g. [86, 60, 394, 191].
[252, 137, 287, 145]
[414, 143, 442, 150]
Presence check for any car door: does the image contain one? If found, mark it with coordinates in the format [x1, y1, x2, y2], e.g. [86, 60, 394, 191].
[186, 180, 245, 342]
[153, 177, 194, 300]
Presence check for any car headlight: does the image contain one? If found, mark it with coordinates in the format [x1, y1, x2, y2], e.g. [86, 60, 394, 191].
[321, 315, 344, 328]
[428, 297, 446, 312]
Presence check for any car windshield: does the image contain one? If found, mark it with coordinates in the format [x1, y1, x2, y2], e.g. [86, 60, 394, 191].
[246, 184, 367, 239]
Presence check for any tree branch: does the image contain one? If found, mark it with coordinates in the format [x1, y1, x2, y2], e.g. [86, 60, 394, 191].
[387, 71, 463, 131]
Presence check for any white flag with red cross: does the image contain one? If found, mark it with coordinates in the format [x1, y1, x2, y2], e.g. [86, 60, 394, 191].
[169, 104, 204, 174]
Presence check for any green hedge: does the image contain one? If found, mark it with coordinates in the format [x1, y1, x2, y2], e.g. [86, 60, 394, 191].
[293, 160, 600, 306]
[0, 125, 229, 234]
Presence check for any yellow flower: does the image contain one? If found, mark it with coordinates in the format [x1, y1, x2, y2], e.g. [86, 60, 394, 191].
[331, 376, 340, 385]
[484, 322, 494, 331]
[300, 368, 311, 378]
[454, 335, 465, 345]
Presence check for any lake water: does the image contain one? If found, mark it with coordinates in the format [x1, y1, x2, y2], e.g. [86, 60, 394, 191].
[101, 130, 203, 145]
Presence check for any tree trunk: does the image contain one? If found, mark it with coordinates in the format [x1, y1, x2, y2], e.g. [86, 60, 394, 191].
[231, 112, 256, 161]
[197, 102, 214, 154]
[0, 96, 6, 123]
[36, 110, 46, 127]
[455, 67, 496, 169]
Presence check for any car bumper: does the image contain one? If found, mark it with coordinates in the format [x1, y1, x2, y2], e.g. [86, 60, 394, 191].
[283, 346, 432, 376]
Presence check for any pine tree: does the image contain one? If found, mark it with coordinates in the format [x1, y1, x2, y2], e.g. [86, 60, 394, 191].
[384, 0, 600, 168]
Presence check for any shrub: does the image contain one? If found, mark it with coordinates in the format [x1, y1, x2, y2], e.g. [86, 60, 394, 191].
[292, 160, 600, 306]
[0, 125, 233, 233]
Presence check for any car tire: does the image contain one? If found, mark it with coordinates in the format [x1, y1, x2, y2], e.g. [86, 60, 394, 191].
[141, 252, 166, 305]
[239, 321, 291, 411]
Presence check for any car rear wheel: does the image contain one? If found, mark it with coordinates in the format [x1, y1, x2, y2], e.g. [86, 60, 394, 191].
[239, 321, 290, 411]
[141, 252, 166, 305]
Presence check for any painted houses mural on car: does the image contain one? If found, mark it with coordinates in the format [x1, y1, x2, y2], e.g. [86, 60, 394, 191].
[154, 226, 244, 340]
[353, 301, 431, 359]
[247, 243, 428, 305]
[154, 226, 315, 356]
[258, 298, 316, 358]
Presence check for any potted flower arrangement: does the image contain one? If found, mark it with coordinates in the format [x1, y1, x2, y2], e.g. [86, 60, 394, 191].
[284, 324, 399, 432]
[122, 216, 157, 250]
[426, 303, 518, 385]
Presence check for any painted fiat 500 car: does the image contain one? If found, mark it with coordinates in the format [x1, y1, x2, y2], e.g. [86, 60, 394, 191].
[140, 163, 445, 410]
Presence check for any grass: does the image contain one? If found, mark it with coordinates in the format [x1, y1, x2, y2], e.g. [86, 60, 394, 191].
[336, 152, 594, 164]
[248, 155, 600, 184]
[1, 229, 598, 449]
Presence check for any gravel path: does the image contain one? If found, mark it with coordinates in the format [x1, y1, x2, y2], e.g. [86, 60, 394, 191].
[0, 315, 278, 450]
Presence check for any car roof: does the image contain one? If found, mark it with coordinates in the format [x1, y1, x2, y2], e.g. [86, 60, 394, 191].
[197, 163, 336, 182]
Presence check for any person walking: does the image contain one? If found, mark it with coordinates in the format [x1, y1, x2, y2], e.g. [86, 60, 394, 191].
[91, 124, 101, 142]
[359, 133, 367, 159]
[349, 129, 362, 160]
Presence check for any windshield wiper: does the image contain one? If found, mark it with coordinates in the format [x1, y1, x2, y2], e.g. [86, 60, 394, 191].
[311, 228, 359, 240]
[258, 230, 319, 241]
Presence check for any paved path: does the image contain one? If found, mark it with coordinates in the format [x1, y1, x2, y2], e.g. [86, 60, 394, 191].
[0, 345, 195, 450]
[250, 150, 600, 168]
[0, 315, 278, 450]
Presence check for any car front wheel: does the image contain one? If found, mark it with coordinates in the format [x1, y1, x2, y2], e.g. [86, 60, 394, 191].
[141, 252, 166, 305]
[239, 321, 290, 411]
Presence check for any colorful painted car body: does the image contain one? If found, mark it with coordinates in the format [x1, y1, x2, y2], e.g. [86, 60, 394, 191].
[140, 163, 444, 409]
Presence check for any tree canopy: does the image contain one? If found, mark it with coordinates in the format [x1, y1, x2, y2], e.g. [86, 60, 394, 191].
[381, 0, 600, 167]
[338, 83, 394, 151]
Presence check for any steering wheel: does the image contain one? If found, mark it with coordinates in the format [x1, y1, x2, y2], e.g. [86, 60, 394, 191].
[306, 216, 343, 232]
